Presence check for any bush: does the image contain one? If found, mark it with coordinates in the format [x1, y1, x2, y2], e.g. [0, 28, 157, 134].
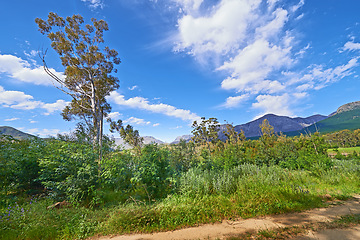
[0, 136, 42, 194]
[131, 144, 173, 200]
[38, 140, 99, 205]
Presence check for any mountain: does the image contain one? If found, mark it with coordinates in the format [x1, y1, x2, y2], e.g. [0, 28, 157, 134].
[295, 103, 360, 134]
[143, 136, 165, 145]
[335, 101, 360, 115]
[114, 136, 165, 149]
[0, 126, 36, 140]
[219, 114, 328, 138]
[171, 135, 192, 144]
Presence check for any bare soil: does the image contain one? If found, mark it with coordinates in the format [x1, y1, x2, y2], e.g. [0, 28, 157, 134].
[96, 195, 360, 240]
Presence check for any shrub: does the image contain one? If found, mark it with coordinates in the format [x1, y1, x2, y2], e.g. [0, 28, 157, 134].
[131, 144, 173, 200]
[38, 140, 99, 205]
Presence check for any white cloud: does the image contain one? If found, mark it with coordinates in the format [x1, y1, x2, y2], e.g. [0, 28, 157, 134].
[124, 117, 151, 126]
[288, 58, 358, 89]
[173, 0, 204, 12]
[81, 0, 104, 9]
[159, 0, 358, 117]
[108, 91, 200, 122]
[107, 111, 122, 120]
[26, 128, 62, 138]
[175, 0, 261, 56]
[24, 50, 38, 58]
[4, 118, 19, 122]
[222, 94, 249, 108]
[0, 54, 64, 86]
[153, 123, 160, 127]
[252, 94, 292, 117]
[41, 100, 69, 115]
[0, 85, 68, 114]
[0, 85, 34, 106]
[128, 85, 138, 91]
[171, 0, 302, 114]
[344, 42, 360, 51]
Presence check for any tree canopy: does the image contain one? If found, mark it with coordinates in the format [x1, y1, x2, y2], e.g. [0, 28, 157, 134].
[35, 12, 121, 150]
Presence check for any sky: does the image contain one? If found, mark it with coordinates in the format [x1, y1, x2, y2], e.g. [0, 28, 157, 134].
[0, 0, 360, 142]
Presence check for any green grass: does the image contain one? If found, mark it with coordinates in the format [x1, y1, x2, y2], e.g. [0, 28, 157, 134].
[327, 146, 360, 155]
[1, 160, 360, 239]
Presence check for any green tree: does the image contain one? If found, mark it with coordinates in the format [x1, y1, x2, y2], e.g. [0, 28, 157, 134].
[35, 13, 121, 166]
[191, 117, 220, 145]
[109, 119, 143, 155]
[222, 123, 246, 144]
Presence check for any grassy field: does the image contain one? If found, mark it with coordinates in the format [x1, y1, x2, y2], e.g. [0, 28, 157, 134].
[327, 146, 360, 155]
[1, 160, 360, 239]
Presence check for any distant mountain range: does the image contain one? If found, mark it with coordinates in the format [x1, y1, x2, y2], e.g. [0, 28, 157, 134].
[114, 136, 165, 149]
[171, 135, 193, 144]
[218, 114, 328, 139]
[2, 101, 360, 143]
[291, 101, 360, 135]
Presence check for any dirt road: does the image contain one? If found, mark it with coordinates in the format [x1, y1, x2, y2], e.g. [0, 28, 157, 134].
[96, 195, 360, 240]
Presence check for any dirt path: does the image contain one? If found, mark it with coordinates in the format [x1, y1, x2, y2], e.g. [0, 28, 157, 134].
[96, 195, 360, 240]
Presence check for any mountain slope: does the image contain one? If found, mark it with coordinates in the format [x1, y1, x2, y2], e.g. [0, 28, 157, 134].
[298, 108, 360, 134]
[171, 135, 192, 144]
[226, 114, 327, 138]
[0, 126, 36, 140]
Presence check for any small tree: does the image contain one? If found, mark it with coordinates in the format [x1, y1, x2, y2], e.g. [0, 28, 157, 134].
[35, 12, 121, 167]
[191, 117, 220, 154]
[223, 123, 246, 144]
[109, 119, 143, 155]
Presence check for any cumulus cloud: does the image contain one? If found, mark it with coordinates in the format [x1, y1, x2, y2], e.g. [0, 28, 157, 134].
[42, 100, 69, 115]
[107, 111, 122, 120]
[252, 94, 292, 118]
[167, 0, 359, 116]
[171, 0, 303, 115]
[343, 41, 360, 51]
[108, 91, 200, 122]
[124, 117, 151, 126]
[0, 86, 34, 106]
[222, 94, 249, 108]
[0, 85, 68, 114]
[0, 54, 64, 86]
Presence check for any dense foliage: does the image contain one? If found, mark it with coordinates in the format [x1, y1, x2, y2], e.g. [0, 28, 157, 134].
[1, 124, 360, 239]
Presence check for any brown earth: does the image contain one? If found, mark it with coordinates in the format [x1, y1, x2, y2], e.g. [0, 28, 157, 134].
[95, 195, 360, 240]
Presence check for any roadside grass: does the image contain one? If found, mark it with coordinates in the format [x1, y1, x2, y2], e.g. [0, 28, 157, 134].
[1, 160, 360, 239]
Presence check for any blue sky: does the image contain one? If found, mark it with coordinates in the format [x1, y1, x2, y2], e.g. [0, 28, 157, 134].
[0, 0, 360, 142]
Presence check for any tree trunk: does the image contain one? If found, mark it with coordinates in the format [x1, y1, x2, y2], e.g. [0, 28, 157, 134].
[98, 108, 103, 175]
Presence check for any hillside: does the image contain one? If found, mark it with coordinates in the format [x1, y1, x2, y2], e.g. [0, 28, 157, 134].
[335, 101, 360, 114]
[297, 108, 360, 134]
[219, 114, 327, 138]
[0, 126, 36, 140]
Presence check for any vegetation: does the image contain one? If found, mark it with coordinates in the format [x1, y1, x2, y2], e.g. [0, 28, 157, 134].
[35, 12, 121, 168]
[1, 13, 358, 240]
[295, 108, 360, 135]
[1, 117, 360, 239]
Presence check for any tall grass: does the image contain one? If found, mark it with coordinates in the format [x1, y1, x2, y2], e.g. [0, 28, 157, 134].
[100, 161, 360, 236]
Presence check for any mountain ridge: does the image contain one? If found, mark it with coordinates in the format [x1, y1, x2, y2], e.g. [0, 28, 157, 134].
[0, 126, 36, 140]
